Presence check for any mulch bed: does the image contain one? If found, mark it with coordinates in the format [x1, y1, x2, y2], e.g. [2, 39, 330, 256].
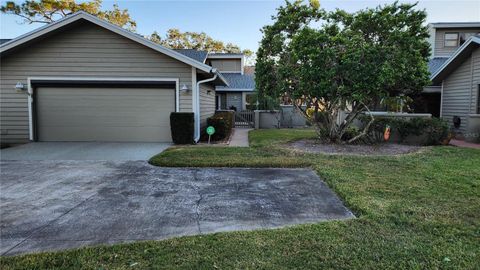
[287, 139, 424, 156]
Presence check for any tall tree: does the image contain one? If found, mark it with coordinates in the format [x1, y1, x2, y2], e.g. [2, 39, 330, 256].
[148, 29, 253, 58]
[256, 0, 430, 143]
[1, 0, 136, 30]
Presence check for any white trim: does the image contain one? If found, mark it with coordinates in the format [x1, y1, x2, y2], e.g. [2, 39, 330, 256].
[216, 88, 254, 92]
[219, 71, 244, 73]
[192, 66, 197, 122]
[195, 74, 218, 142]
[207, 54, 244, 59]
[431, 36, 480, 81]
[430, 22, 480, 28]
[26, 76, 180, 141]
[440, 80, 444, 117]
[241, 55, 245, 75]
[0, 11, 225, 78]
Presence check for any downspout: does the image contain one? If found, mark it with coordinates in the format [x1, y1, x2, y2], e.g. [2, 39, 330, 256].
[194, 68, 218, 143]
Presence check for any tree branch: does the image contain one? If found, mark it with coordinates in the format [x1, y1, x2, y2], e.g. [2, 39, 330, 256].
[347, 102, 375, 144]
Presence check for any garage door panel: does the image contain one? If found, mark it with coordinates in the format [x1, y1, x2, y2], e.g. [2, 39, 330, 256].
[36, 87, 174, 142]
[39, 126, 171, 142]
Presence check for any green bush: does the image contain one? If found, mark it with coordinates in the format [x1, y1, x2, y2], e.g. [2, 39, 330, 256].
[170, 112, 194, 144]
[214, 111, 234, 132]
[361, 116, 449, 145]
[206, 111, 234, 141]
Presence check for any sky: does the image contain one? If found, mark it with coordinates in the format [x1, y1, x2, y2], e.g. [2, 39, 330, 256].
[1, 0, 479, 52]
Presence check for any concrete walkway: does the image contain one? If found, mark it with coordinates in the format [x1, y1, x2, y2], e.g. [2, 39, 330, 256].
[0, 142, 171, 161]
[450, 139, 480, 150]
[0, 160, 354, 255]
[229, 128, 252, 147]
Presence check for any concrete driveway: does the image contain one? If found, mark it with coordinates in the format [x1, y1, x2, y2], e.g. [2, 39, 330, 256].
[0, 142, 171, 161]
[0, 160, 354, 256]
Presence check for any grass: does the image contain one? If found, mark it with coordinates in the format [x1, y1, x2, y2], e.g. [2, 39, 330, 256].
[2, 129, 479, 269]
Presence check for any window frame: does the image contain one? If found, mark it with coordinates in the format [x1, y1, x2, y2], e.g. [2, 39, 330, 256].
[444, 32, 459, 47]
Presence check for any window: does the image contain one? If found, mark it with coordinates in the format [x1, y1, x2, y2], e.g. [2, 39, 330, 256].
[444, 32, 459, 47]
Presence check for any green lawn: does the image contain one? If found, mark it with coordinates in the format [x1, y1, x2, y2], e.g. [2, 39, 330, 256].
[2, 129, 479, 269]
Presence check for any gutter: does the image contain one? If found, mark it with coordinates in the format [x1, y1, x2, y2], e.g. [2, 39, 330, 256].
[194, 68, 218, 142]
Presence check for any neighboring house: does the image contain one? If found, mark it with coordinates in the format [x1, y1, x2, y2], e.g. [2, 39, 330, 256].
[426, 22, 480, 141]
[174, 51, 256, 111]
[0, 11, 229, 144]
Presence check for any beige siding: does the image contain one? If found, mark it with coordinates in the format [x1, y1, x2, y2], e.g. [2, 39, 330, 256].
[441, 47, 480, 133]
[209, 59, 241, 72]
[0, 21, 193, 144]
[434, 28, 480, 57]
[199, 83, 215, 127]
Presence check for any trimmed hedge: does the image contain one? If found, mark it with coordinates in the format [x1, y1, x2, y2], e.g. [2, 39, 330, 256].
[361, 116, 449, 145]
[170, 112, 194, 144]
[206, 111, 234, 141]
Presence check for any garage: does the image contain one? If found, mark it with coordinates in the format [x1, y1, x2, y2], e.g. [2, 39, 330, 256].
[34, 83, 176, 142]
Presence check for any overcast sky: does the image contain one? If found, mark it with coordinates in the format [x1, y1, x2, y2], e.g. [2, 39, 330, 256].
[1, 0, 479, 51]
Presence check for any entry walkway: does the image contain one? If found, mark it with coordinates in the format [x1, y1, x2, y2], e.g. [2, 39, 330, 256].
[229, 128, 252, 147]
[450, 139, 480, 150]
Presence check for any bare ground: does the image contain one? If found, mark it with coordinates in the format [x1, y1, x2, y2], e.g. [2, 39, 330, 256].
[287, 139, 423, 156]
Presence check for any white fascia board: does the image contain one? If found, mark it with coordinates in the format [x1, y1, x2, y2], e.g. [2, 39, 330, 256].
[430, 22, 480, 28]
[216, 88, 254, 92]
[207, 54, 244, 59]
[430, 36, 480, 81]
[0, 11, 214, 74]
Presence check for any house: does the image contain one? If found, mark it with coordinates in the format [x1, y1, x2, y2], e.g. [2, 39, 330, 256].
[0, 11, 231, 144]
[426, 22, 480, 142]
[174, 51, 255, 111]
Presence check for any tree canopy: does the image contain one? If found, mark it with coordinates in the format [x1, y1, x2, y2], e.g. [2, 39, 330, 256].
[148, 29, 253, 58]
[256, 0, 430, 143]
[1, 0, 136, 30]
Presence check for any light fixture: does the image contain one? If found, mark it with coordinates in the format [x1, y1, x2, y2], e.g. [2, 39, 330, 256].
[15, 82, 26, 92]
[181, 84, 189, 93]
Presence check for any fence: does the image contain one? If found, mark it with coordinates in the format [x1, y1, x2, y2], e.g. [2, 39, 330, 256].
[234, 110, 255, 128]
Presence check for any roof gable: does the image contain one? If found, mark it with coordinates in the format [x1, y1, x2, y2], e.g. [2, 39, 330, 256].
[0, 11, 218, 75]
[431, 36, 480, 84]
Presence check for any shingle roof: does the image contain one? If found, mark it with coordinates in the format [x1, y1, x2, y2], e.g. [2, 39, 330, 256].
[216, 73, 255, 91]
[428, 57, 449, 75]
[174, 49, 208, 63]
[0, 39, 11, 45]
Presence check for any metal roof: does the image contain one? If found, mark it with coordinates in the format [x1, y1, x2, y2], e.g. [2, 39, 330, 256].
[0, 39, 11, 45]
[216, 73, 255, 91]
[175, 49, 208, 63]
[428, 57, 449, 75]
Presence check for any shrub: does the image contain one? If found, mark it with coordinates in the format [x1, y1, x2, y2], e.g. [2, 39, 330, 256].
[214, 111, 234, 132]
[206, 111, 234, 141]
[170, 112, 194, 144]
[361, 116, 449, 145]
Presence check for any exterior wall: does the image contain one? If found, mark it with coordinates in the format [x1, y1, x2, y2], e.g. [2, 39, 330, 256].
[441, 48, 480, 134]
[0, 21, 193, 144]
[199, 83, 215, 127]
[209, 59, 241, 73]
[434, 28, 480, 57]
[226, 92, 242, 111]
